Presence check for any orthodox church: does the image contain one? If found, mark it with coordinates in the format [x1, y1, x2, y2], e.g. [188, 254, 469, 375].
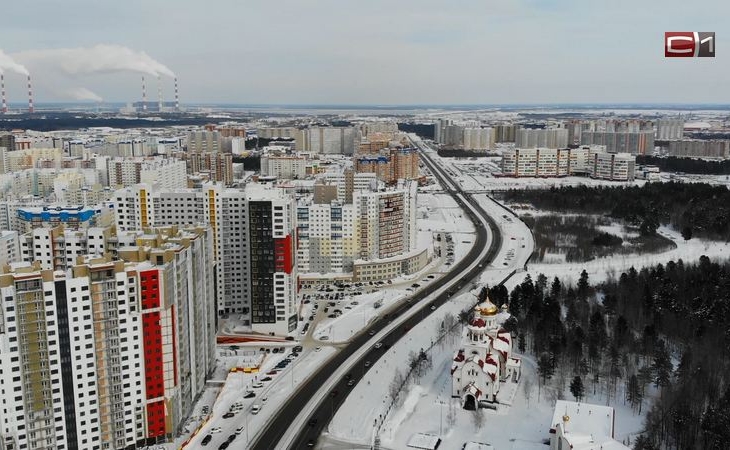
[451, 296, 521, 409]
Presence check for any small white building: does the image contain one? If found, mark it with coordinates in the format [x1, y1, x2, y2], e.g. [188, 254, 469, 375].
[549, 400, 630, 450]
[451, 297, 521, 409]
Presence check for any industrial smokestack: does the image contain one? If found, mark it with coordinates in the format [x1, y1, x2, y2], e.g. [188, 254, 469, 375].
[27, 75, 34, 113]
[1, 74, 7, 114]
[141, 75, 147, 111]
[174, 77, 179, 111]
[157, 75, 162, 112]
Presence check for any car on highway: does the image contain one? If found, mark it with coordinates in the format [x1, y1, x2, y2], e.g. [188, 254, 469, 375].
[374, 342, 383, 349]
[222, 412, 235, 419]
[347, 379, 355, 387]
[368, 330, 375, 336]
[364, 360, 371, 367]
[307, 440, 316, 447]
[329, 390, 338, 398]
[307, 418, 318, 427]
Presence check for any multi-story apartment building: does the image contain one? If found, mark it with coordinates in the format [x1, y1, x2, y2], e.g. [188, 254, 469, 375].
[182, 152, 234, 185]
[580, 130, 654, 155]
[114, 183, 298, 334]
[260, 155, 308, 180]
[297, 201, 358, 274]
[354, 148, 420, 184]
[0, 230, 19, 267]
[356, 180, 417, 260]
[667, 140, 730, 158]
[187, 131, 222, 153]
[515, 128, 569, 149]
[0, 224, 215, 450]
[299, 127, 360, 155]
[589, 152, 636, 181]
[501, 146, 635, 181]
[107, 157, 187, 189]
[298, 180, 418, 276]
[655, 118, 684, 140]
[323, 171, 378, 204]
[501, 148, 571, 177]
[462, 127, 495, 151]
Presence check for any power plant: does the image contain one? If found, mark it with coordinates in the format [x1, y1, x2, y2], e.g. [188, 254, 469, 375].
[1, 74, 6, 113]
[133, 74, 180, 112]
[0, 72, 36, 114]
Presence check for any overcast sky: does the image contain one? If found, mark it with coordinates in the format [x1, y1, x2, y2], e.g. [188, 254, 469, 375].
[1, 0, 727, 105]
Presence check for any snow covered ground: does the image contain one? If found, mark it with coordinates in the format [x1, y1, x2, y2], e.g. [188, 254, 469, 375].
[503, 224, 730, 291]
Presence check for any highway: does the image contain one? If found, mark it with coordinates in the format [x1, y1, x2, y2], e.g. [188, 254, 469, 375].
[250, 136, 506, 450]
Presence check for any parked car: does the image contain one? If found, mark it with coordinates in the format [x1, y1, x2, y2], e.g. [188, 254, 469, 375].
[201, 434, 213, 445]
[252, 382, 264, 389]
[211, 427, 222, 433]
[251, 404, 261, 415]
[235, 426, 244, 435]
[222, 412, 235, 419]
[261, 376, 272, 382]
[243, 391, 255, 399]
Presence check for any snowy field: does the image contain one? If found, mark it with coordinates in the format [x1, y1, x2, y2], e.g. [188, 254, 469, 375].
[503, 224, 730, 291]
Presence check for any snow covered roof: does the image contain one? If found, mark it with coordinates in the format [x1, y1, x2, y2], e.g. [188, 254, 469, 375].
[550, 400, 615, 440]
[463, 443, 495, 450]
[406, 433, 442, 450]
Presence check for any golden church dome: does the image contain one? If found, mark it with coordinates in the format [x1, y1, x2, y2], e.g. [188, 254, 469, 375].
[475, 297, 498, 316]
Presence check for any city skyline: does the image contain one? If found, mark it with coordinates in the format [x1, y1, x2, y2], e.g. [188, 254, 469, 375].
[1, 0, 727, 105]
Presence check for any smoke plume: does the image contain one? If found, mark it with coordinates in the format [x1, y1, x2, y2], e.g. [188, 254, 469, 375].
[64, 87, 103, 102]
[0, 49, 30, 76]
[14, 44, 174, 78]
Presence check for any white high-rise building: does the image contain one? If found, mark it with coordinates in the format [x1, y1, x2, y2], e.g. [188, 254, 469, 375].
[515, 128, 569, 149]
[301, 127, 360, 155]
[0, 224, 215, 450]
[655, 118, 684, 140]
[114, 183, 298, 335]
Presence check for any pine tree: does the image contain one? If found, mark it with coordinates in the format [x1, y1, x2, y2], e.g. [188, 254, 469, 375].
[550, 276, 562, 299]
[577, 269, 590, 300]
[569, 376, 585, 402]
[537, 353, 554, 399]
[652, 340, 673, 391]
[626, 374, 643, 413]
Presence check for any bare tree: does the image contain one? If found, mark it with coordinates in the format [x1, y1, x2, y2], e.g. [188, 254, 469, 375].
[446, 398, 457, 427]
[523, 376, 533, 408]
[389, 370, 405, 408]
[470, 406, 486, 432]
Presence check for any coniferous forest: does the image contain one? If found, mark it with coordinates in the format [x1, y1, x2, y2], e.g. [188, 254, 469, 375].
[503, 182, 730, 241]
[491, 256, 730, 450]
